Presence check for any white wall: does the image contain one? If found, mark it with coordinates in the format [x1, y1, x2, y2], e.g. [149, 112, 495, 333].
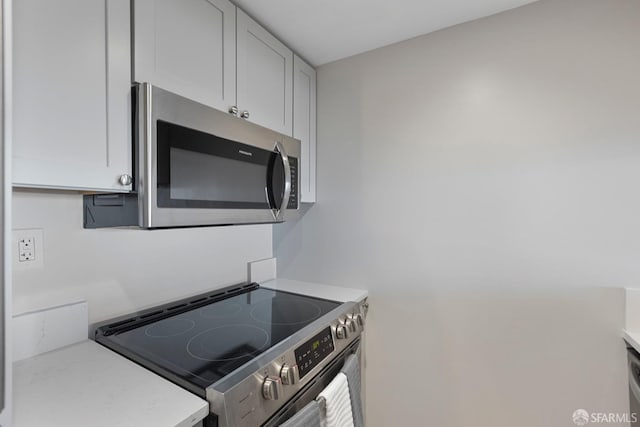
[12, 190, 272, 323]
[274, 0, 640, 425]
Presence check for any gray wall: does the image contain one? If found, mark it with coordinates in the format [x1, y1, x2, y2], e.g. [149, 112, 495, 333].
[13, 190, 272, 322]
[274, 0, 640, 425]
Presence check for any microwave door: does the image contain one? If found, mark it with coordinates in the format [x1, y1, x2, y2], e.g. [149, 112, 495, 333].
[266, 142, 292, 221]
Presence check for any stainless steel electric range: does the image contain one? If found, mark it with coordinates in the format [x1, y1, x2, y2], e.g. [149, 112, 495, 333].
[95, 282, 365, 427]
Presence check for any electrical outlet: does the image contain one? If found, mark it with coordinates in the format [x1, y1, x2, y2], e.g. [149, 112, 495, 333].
[14, 228, 45, 270]
[18, 237, 35, 262]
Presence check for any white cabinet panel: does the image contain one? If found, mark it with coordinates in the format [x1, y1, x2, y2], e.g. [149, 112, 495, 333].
[0, 0, 9, 418]
[293, 55, 317, 203]
[134, 0, 236, 113]
[237, 10, 293, 136]
[13, 0, 132, 192]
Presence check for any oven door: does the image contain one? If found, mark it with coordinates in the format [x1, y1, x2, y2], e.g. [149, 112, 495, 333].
[138, 83, 300, 228]
[262, 339, 361, 427]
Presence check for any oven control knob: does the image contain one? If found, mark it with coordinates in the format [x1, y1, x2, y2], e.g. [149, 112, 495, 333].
[335, 324, 348, 340]
[280, 364, 299, 385]
[350, 313, 365, 328]
[262, 376, 283, 400]
[345, 315, 358, 332]
[344, 318, 357, 333]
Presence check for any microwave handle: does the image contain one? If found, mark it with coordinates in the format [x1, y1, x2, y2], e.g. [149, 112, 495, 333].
[272, 141, 292, 220]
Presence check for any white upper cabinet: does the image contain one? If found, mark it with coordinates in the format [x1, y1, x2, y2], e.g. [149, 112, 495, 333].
[14, 0, 313, 194]
[293, 56, 317, 203]
[133, 0, 237, 113]
[13, 0, 132, 192]
[236, 10, 293, 136]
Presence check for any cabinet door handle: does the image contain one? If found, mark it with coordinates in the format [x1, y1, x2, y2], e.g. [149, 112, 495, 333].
[229, 106, 238, 116]
[240, 110, 250, 119]
[118, 174, 132, 186]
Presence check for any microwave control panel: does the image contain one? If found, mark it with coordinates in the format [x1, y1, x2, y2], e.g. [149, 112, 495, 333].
[288, 157, 298, 209]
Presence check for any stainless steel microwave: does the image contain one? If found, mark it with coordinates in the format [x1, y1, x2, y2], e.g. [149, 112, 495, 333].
[83, 83, 300, 229]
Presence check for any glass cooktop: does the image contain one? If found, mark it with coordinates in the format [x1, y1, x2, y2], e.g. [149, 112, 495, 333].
[95, 285, 340, 396]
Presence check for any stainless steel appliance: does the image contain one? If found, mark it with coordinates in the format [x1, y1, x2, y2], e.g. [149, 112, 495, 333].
[83, 83, 300, 229]
[628, 347, 640, 426]
[94, 283, 365, 427]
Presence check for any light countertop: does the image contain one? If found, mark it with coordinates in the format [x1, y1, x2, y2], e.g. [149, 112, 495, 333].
[624, 331, 640, 354]
[624, 289, 640, 353]
[14, 340, 209, 427]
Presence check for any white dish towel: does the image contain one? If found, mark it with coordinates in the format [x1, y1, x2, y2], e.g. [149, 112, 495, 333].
[318, 372, 355, 427]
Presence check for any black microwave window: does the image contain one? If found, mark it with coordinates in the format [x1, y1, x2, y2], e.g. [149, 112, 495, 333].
[156, 120, 285, 209]
[169, 147, 266, 203]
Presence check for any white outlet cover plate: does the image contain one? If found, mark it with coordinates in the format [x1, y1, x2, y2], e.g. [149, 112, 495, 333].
[13, 228, 45, 270]
[248, 257, 277, 283]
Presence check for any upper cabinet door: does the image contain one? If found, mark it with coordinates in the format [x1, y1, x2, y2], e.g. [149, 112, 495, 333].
[236, 10, 293, 136]
[134, 0, 237, 113]
[13, 0, 132, 191]
[293, 56, 317, 203]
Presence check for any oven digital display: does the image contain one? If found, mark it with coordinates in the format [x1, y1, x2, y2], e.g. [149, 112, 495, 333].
[294, 327, 335, 379]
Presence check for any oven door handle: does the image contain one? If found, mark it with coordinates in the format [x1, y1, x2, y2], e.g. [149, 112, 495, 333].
[269, 141, 291, 221]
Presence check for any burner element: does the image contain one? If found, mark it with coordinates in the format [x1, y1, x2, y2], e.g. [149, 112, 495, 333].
[200, 303, 242, 319]
[250, 298, 322, 326]
[187, 324, 270, 362]
[144, 318, 196, 338]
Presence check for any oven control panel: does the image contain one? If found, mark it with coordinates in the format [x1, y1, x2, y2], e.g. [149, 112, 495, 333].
[294, 327, 335, 379]
[208, 300, 367, 427]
